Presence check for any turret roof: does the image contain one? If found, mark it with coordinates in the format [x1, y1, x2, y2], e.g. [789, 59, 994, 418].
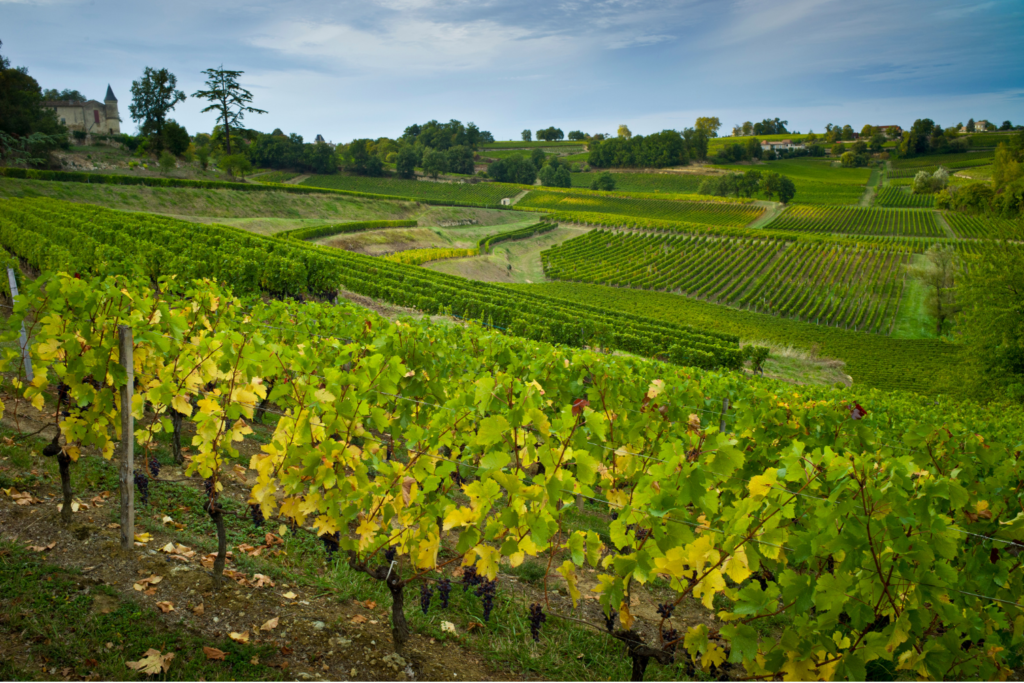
[105, 84, 117, 102]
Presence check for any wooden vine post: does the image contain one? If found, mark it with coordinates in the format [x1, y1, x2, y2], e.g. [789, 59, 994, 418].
[118, 325, 135, 550]
[7, 267, 33, 382]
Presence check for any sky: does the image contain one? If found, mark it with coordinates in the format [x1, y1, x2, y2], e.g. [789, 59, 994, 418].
[2, 0, 1023, 142]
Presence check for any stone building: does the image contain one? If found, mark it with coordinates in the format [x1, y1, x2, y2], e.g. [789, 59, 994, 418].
[44, 85, 121, 135]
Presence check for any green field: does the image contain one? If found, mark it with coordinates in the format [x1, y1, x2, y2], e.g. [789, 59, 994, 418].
[516, 191, 763, 227]
[569, 171, 708, 194]
[300, 174, 520, 205]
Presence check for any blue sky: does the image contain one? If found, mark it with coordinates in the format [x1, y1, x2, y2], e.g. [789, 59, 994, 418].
[3, 0, 1023, 142]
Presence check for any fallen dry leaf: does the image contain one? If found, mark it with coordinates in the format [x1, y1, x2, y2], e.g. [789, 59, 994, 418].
[84, 658, 98, 667]
[260, 616, 279, 632]
[229, 631, 250, 644]
[440, 621, 457, 634]
[203, 646, 226, 661]
[282, 591, 297, 600]
[279, 646, 293, 656]
[350, 614, 367, 625]
[144, 587, 158, 596]
[192, 603, 205, 616]
[253, 656, 261, 666]
[56, 500, 81, 513]
[161, 515, 174, 524]
[363, 600, 377, 609]
[252, 574, 275, 589]
[233, 464, 247, 480]
[155, 601, 174, 613]
[28, 542, 56, 552]
[134, 532, 153, 544]
[107, 523, 120, 529]
[126, 649, 174, 675]
[466, 621, 485, 632]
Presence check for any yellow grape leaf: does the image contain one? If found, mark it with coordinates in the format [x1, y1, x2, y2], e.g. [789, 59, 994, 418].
[646, 379, 665, 399]
[134, 533, 153, 543]
[30, 391, 45, 412]
[701, 642, 727, 671]
[654, 546, 688, 580]
[171, 395, 192, 417]
[694, 569, 726, 610]
[282, 591, 298, 600]
[474, 544, 500, 580]
[619, 602, 635, 631]
[781, 653, 819, 681]
[125, 649, 174, 675]
[748, 471, 777, 499]
[723, 546, 751, 584]
[229, 631, 250, 644]
[557, 560, 581, 608]
[443, 506, 476, 530]
[415, 533, 440, 570]
[684, 624, 708, 658]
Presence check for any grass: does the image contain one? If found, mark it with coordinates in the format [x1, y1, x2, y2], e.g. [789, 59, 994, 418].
[890, 255, 937, 339]
[300, 175, 519, 205]
[0, 542, 278, 681]
[569, 172, 708, 194]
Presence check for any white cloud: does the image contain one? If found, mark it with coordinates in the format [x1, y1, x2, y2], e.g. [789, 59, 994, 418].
[607, 33, 675, 49]
[249, 18, 573, 73]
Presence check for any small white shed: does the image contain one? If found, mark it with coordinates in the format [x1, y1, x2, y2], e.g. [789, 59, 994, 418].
[500, 198, 512, 206]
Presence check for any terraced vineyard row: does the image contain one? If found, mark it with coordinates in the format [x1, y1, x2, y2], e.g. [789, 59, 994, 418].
[516, 191, 764, 227]
[768, 205, 943, 236]
[542, 230, 909, 332]
[875, 186, 935, 208]
[944, 212, 1024, 239]
[300, 175, 519, 205]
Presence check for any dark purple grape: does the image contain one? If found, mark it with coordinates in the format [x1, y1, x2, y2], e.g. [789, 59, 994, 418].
[437, 578, 451, 609]
[656, 603, 675, 619]
[149, 456, 161, 478]
[528, 603, 546, 641]
[384, 546, 397, 563]
[662, 627, 679, 654]
[420, 584, 434, 615]
[475, 579, 496, 622]
[462, 565, 482, 592]
[134, 472, 149, 506]
[322, 532, 339, 561]
[250, 504, 265, 528]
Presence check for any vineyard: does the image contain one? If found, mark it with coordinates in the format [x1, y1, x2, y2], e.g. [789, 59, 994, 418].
[2, 269, 1023, 683]
[569, 172, 707, 194]
[300, 175, 519, 206]
[874, 186, 935, 208]
[515, 192, 764, 228]
[384, 247, 478, 265]
[944, 212, 1024, 239]
[0, 198, 747, 370]
[542, 231, 909, 332]
[767, 205, 944, 237]
[890, 151, 994, 170]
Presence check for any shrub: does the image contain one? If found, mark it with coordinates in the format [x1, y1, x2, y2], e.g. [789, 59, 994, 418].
[590, 172, 615, 191]
[158, 151, 177, 174]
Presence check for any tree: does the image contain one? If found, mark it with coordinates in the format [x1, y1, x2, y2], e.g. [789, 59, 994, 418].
[192, 66, 266, 155]
[777, 175, 796, 204]
[0, 45, 66, 139]
[220, 153, 251, 178]
[742, 121, 753, 136]
[158, 150, 177, 174]
[304, 142, 337, 174]
[694, 116, 722, 138]
[841, 124, 855, 141]
[41, 88, 86, 102]
[487, 155, 536, 185]
[530, 148, 546, 169]
[913, 168, 949, 194]
[966, 118, 975, 132]
[957, 238, 1024, 401]
[908, 246, 960, 337]
[396, 145, 420, 179]
[617, 125, 632, 139]
[162, 120, 190, 156]
[590, 172, 615, 191]
[536, 127, 564, 141]
[1001, 120, 1014, 131]
[129, 67, 186, 142]
[521, 129, 532, 142]
[568, 130, 586, 141]
[833, 141, 847, 156]
[869, 134, 886, 153]
[421, 148, 446, 179]
[860, 124, 877, 138]
[993, 143, 1023, 191]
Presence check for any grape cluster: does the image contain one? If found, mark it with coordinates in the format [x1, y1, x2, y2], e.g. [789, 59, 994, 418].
[420, 584, 434, 614]
[149, 456, 161, 478]
[662, 628, 679, 654]
[528, 603, 546, 641]
[204, 477, 214, 496]
[475, 579, 497, 622]
[627, 524, 651, 541]
[384, 546, 397, 563]
[437, 578, 452, 609]
[603, 610, 617, 633]
[250, 504, 265, 528]
[450, 469, 464, 487]
[322, 532, 339, 561]
[461, 565, 483, 592]
[656, 603, 675, 619]
[134, 471, 149, 506]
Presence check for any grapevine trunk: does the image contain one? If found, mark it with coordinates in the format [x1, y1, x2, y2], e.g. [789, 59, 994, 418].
[387, 578, 410, 655]
[206, 500, 227, 589]
[170, 409, 184, 464]
[57, 453, 72, 524]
